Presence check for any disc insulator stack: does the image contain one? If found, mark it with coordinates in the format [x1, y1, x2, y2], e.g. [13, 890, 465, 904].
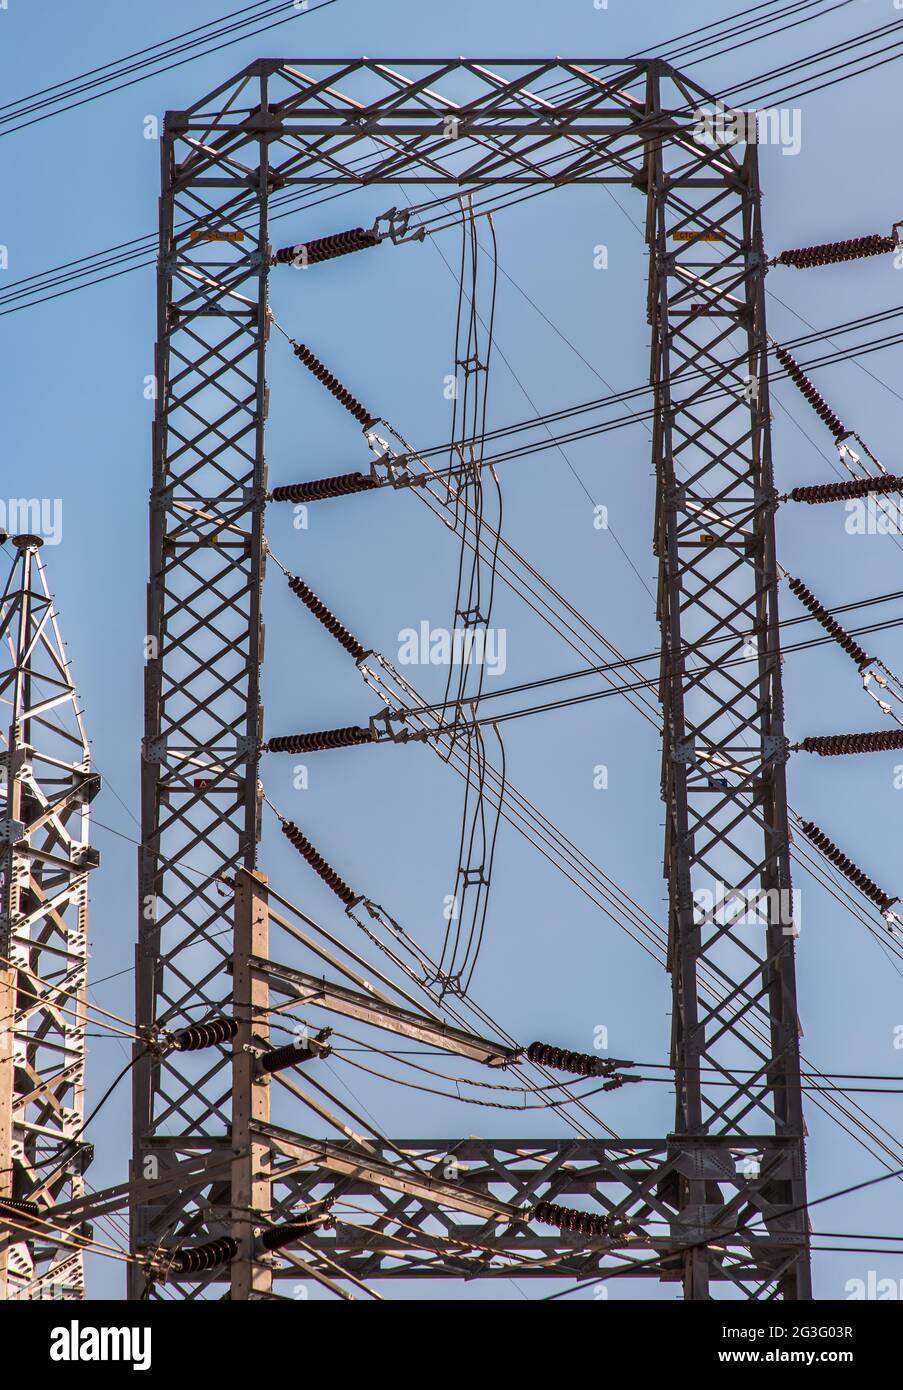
[271, 473, 379, 504]
[292, 342, 375, 428]
[267, 727, 374, 754]
[285, 574, 367, 663]
[787, 475, 903, 505]
[171, 1017, 238, 1052]
[786, 575, 872, 668]
[773, 343, 845, 439]
[532, 1200, 617, 1239]
[280, 821, 359, 907]
[167, 1237, 238, 1275]
[273, 227, 381, 266]
[799, 819, 895, 912]
[798, 729, 903, 757]
[258, 1215, 326, 1252]
[526, 1040, 620, 1078]
[774, 234, 897, 269]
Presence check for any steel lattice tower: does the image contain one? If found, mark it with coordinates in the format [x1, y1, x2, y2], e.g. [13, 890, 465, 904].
[132, 59, 810, 1300]
[0, 534, 99, 1299]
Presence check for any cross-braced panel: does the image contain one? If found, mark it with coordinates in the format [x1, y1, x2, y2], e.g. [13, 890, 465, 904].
[648, 71, 810, 1296]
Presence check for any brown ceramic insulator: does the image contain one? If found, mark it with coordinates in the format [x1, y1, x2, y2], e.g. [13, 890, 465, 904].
[773, 343, 845, 438]
[267, 727, 372, 754]
[285, 574, 367, 662]
[776, 234, 897, 268]
[171, 1017, 238, 1052]
[273, 227, 380, 266]
[293, 342, 375, 427]
[799, 819, 894, 911]
[168, 1237, 238, 1274]
[270, 472, 379, 504]
[532, 1200, 615, 1239]
[788, 474, 903, 504]
[281, 820, 358, 907]
[785, 575, 872, 668]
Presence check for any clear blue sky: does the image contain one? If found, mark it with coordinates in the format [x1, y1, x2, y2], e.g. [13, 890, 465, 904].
[2, 0, 902, 1300]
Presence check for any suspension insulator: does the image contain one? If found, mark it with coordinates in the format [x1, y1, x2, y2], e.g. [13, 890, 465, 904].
[281, 820, 359, 907]
[285, 573, 367, 663]
[167, 1236, 238, 1275]
[787, 475, 903, 505]
[799, 729, 903, 757]
[270, 473, 379, 504]
[773, 343, 845, 438]
[267, 727, 373, 754]
[273, 227, 381, 267]
[786, 575, 872, 668]
[0, 1197, 40, 1219]
[774, 234, 898, 269]
[258, 1215, 325, 1252]
[799, 819, 895, 912]
[292, 342, 375, 428]
[526, 1040, 619, 1078]
[257, 1037, 330, 1075]
[531, 1200, 617, 1240]
[171, 1017, 238, 1052]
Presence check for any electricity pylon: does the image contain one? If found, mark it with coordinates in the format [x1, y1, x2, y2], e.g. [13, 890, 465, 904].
[132, 59, 810, 1299]
[0, 534, 99, 1298]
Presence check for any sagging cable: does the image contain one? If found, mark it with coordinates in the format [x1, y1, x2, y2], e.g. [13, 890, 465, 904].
[770, 227, 900, 269]
[797, 819, 898, 921]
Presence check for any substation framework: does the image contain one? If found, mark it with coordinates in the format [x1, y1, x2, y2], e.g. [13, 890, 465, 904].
[132, 58, 811, 1299]
[0, 536, 99, 1298]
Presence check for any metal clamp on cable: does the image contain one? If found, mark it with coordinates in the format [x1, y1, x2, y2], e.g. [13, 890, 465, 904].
[366, 426, 418, 488]
[368, 708, 430, 745]
[371, 206, 427, 247]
